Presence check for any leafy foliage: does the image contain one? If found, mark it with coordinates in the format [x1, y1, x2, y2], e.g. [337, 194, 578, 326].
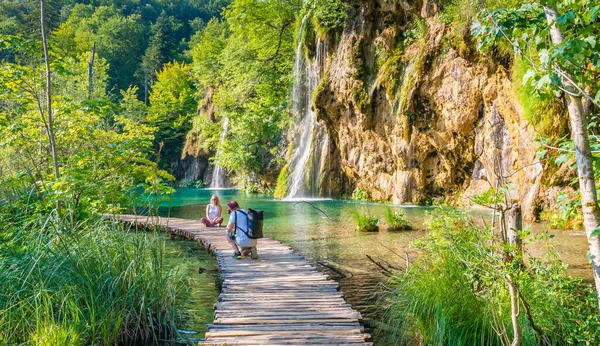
[1, 0, 232, 97]
[351, 187, 369, 201]
[383, 207, 600, 346]
[472, 0, 600, 103]
[0, 33, 174, 220]
[310, 0, 347, 35]
[147, 61, 196, 171]
[188, 0, 302, 184]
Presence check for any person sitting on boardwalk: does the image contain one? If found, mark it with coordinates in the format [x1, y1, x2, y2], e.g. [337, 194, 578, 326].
[226, 200, 258, 260]
[201, 194, 223, 227]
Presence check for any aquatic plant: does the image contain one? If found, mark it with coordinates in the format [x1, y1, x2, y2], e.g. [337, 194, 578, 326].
[351, 210, 379, 232]
[385, 207, 412, 231]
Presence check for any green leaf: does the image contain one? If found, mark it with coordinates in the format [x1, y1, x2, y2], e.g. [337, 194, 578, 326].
[584, 36, 596, 48]
[591, 226, 600, 238]
[522, 69, 536, 86]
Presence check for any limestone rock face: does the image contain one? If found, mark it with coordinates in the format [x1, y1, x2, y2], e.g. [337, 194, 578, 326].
[176, 87, 215, 184]
[313, 0, 553, 219]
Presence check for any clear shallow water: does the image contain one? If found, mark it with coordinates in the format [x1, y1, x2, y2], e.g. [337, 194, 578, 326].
[162, 235, 219, 345]
[158, 188, 591, 345]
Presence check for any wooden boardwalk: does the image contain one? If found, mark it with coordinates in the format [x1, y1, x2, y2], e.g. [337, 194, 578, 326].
[114, 214, 372, 345]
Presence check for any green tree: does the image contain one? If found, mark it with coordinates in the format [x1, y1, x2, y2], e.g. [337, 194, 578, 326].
[147, 61, 196, 171]
[139, 10, 182, 103]
[120, 85, 147, 122]
[473, 0, 600, 306]
[188, 0, 301, 185]
[0, 33, 170, 219]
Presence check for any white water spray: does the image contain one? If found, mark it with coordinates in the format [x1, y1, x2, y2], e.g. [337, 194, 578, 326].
[210, 117, 229, 189]
[286, 16, 328, 198]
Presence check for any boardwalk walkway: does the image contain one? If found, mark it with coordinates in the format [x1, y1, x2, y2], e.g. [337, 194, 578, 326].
[114, 214, 372, 345]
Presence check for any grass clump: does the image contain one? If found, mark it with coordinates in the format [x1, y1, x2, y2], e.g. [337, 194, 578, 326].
[0, 212, 179, 345]
[385, 207, 412, 231]
[382, 207, 599, 345]
[512, 57, 568, 137]
[351, 210, 379, 232]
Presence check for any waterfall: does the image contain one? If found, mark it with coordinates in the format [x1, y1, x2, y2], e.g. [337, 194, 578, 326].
[286, 16, 328, 199]
[396, 140, 414, 203]
[210, 117, 229, 189]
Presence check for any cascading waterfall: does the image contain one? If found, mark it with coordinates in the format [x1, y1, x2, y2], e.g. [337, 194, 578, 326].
[397, 140, 414, 203]
[286, 16, 329, 199]
[210, 117, 230, 189]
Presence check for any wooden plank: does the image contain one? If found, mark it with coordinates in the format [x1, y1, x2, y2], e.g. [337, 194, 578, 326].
[111, 214, 371, 345]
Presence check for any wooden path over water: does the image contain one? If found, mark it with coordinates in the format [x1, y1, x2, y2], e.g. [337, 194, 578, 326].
[114, 215, 372, 345]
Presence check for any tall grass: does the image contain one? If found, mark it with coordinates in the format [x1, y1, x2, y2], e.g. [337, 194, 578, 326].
[0, 213, 179, 345]
[350, 210, 379, 232]
[385, 207, 412, 231]
[382, 208, 600, 346]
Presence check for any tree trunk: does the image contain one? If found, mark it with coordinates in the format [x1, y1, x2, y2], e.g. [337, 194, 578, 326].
[507, 204, 522, 346]
[40, 0, 60, 182]
[545, 6, 600, 308]
[88, 42, 95, 99]
[507, 205, 522, 248]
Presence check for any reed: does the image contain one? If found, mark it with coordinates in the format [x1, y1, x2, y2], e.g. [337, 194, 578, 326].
[382, 208, 600, 346]
[350, 210, 379, 232]
[384, 207, 412, 231]
[0, 214, 179, 345]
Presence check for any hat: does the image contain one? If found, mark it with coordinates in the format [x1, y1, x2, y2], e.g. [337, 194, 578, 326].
[227, 200, 239, 213]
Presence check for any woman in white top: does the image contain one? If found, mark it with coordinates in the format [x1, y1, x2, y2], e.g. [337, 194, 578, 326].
[201, 194, 223, 227]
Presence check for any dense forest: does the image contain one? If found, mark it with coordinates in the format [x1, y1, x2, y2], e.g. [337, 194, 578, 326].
[1, 0, 600, 345]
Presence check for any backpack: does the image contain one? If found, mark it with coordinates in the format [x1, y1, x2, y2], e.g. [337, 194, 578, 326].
[234, 209, 264, 239]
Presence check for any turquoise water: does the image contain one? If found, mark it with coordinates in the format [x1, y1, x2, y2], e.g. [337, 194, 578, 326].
[161, 188, 431, 272]
[162, 236, 219, 345]
[158, 188, 591, 345]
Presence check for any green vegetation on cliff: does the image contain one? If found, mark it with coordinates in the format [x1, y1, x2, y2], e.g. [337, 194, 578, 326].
[186, 0, 302, 185]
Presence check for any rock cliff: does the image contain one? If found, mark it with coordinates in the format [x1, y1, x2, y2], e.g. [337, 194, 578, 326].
[307, 0, 562, 219]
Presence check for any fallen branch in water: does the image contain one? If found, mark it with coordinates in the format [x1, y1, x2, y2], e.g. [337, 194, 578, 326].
[327, 258, 355, 278]
[366, 255, 394, 275]
[292, 201, 337, 221]
[317, 261, 348, 278]
[377, 242, 404, 259]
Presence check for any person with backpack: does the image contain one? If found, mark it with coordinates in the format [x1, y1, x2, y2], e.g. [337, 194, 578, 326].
[226, 200, 259, 260]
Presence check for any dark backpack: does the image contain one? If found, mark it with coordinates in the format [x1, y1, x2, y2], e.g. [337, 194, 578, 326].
[234, 209, 264, 239]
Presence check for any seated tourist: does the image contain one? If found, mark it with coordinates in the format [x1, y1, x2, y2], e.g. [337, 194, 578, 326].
[201, 194, 223, 227]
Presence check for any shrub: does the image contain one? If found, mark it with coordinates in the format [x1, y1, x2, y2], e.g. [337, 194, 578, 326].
[385, 207, 412, 231]
[382, 207, 600, 346]
[539, 191, 583, 229]
[351, 210, 379, 232]
[312, 0, 347, 35]
[351, 187, 369, 201]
